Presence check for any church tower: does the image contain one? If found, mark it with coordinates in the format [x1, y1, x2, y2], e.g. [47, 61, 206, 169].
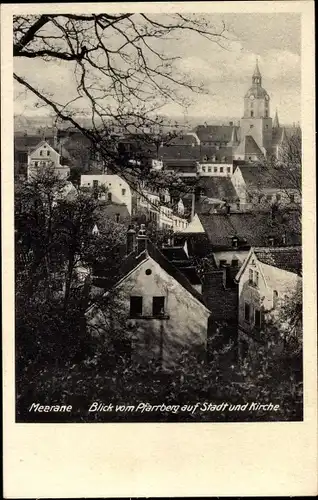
[239, 60, 273, 154]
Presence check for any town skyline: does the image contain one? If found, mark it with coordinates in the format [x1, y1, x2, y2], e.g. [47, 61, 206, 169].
[14, 13, 301, 124]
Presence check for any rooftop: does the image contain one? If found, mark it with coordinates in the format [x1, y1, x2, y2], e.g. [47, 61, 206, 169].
[255, 246, 302, 275]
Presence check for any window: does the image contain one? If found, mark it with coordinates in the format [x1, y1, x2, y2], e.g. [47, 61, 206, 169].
[107, 192, 112, 202]
[40, 150, 43, 156]
[227, 167, 231, 173]
[249, 269, 259, 287]
[122, 188, 126, 195]
[273, 290, 279, 308]
[202, 166, 206, 172]
[255, 271, 259, 287]
[251, 111, 254, 117]
[276, 193, 281, 201]
[115, 213, 120, 223]
[268, 237, 275, 246]
[250, 124, 254, 129]
[249, 269, 253, 284]
[219, 259, 227, 267]
[244, 302, 250, 322]
[231, 259, 239, 267]
[35, 161, 38, 167]
[266, 125, 269, 129]
[214, 167, 218, 173]
[254, 309, 262, 328]
[290, 194, 295, 203]
[220, 167, 224, 173]
[232, 237, 238, 248]
[93, 180, 99, 189]
[152, 296, 165, 317]
[47, 150, 50, 156]
[266, 194, 272, 201]
[208, 167, 212, 172]
[265, 111, 268, 117]
[130, 296, 143, 317]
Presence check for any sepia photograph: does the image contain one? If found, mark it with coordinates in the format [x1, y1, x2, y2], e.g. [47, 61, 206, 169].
[13, 9, 304, 424]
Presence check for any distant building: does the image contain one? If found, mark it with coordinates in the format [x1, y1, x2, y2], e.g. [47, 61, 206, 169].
[80, 173, 132, 215]
[27, 140, 70, 180]
[235, 246, 302, 360]
[232, 164, 301, 210]
[86, 226, 211, 370]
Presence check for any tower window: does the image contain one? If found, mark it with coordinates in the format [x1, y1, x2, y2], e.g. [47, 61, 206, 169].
[250, 111, 254, 117]
[265, 111, 268, 117]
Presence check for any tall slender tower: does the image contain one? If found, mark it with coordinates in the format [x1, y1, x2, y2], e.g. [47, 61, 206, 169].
[240, 60, 273, 153]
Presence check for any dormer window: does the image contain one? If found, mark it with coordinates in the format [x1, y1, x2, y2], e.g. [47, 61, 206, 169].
[232, 236, 238, 248]
[40, 150, 43, 156]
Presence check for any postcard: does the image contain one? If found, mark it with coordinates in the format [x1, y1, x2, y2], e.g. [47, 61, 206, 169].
[2, 1, 317, 497]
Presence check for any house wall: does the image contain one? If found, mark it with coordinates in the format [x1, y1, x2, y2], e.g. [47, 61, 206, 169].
[237, 256, 301, 358]
[28, 142, 70, 180]
[80, 174, 132, 214]
[86, 256, 210, 369]
[213, 250, 249, 268]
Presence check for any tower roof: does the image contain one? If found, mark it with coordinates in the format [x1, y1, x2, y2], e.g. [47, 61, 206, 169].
[253, 59, 262, 78]
[273, 109, 280, 128]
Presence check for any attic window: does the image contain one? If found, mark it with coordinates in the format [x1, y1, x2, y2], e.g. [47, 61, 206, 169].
[40, 150, 43, 156]
[130, 296, 143, 317]
[232, 237, 238, 248]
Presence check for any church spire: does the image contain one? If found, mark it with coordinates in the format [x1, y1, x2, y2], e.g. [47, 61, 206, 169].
[252, 58, 262, 85]
[273, 108, 280, 128]
[229, 125, 239, 146]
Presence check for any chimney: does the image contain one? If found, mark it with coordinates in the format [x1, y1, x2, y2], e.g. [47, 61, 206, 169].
[126, 225, 136, 255]
[136, 224, 147, 254]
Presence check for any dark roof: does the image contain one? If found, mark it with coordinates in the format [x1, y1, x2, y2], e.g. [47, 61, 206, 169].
[161, 246, 188, 261]
[255, 246, 302, 275]
[173, 233, 213, 259]
[235, 136, 264, 156]
[238, 164, 300, 190]
[145, 241, 207, 305]
[159, 144, 200, 161]
[177, 266, 202, 285]
[93, 239, 208, 307]
[195, 125, 234, 143]
[199, 145, 233, 163]
[195, 177, 238, 202]
[199, 210, 301, 248]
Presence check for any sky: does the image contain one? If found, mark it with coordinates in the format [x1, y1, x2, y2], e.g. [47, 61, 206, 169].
[14, 12, 301, 125]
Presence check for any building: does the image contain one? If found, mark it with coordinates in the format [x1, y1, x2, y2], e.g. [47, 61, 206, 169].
[234, 246, 302, 360]
[86, 226, 211, 370]
[231, 164, 301, 210]
[80, 173, 132, 215]
[27, 140, 70, 180]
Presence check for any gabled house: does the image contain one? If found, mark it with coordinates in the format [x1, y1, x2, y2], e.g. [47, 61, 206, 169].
[86, 226, 211, 370]
[234, 246, 302, 360]
[27, 140, 70, 180]
[231, 164, 301, 210]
